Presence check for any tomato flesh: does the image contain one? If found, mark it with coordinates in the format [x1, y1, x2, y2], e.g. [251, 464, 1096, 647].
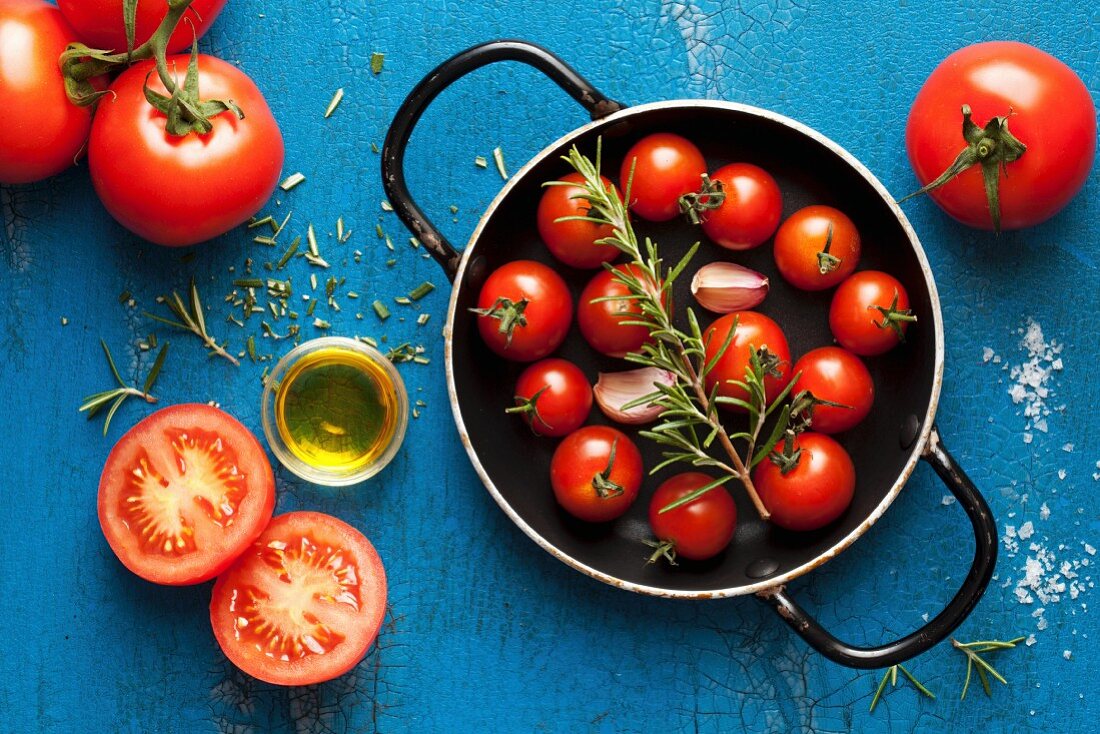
[97, 404, 275, 585]
[210, 511, 387, 686]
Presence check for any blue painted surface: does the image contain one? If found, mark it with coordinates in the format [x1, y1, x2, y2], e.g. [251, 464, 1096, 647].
[1, 1, 1097, 731]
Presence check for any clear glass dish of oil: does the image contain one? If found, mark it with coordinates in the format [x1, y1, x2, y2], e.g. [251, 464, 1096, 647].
[261, 337, 409, 485]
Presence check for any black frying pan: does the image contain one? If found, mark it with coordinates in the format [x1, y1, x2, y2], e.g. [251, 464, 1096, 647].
[382, 40, 997, 669]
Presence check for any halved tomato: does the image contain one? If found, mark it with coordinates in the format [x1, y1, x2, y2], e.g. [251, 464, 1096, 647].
[97, 404, 276, 586]
[210, 511, 388, 686]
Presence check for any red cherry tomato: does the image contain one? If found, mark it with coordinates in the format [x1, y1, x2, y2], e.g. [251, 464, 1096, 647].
[577, 264, 656, 358]
[773, 205, 861, 291]
[550, 426, 643, 523]
[829, 271, 915, 356]
[210, 511, 387, 686]
[648, 472, 737, 562]
[753, 432, 855, 531]
[703, 311, 791, 411]
[537, 171, 620, 268]
[906, 41, 1096, 230]
[0, 0, 96, 184]
[509, 358, 592, 437]
[792, 347, 874, 434]
[57, 0, 227, 54]
[620, 132, 707, 222]
[97, 404, 275, 586]
[474, 260, 573, 362]
[88, 55, 284, 246]
[700, 163, 782, 250]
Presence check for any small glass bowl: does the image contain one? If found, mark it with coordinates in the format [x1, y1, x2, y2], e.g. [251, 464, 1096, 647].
[261, 337, 409, 486]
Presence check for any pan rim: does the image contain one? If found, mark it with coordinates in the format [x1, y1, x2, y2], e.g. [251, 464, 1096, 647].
[443, 99, 945, 598]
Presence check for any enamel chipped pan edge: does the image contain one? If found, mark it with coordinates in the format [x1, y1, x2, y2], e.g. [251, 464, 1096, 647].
[382, 40, 997, 669]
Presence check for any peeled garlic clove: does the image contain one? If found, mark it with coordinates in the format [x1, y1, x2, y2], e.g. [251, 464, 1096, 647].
[594, 367, 676, 425]
[691, 262, 769, 313]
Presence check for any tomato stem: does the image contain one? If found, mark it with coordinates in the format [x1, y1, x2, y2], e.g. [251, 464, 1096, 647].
[470, 297, 529, 347]
[505, 385, 552, 434]
[816, 223, 841, 274]
[591, 438, 625, 499]
[871, 290, 918, 341]
[678, 173, 726, 225]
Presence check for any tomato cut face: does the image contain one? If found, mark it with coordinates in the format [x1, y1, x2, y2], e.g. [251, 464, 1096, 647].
[97, 404, 276, 586]
[210, 512, 387, 686]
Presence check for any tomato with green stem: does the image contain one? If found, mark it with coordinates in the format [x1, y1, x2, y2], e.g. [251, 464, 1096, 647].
[538, 171, 620, 268]
[0, 0, 97, 184]
[773, 205, 861, 291]
[648, 472, 737, 563]
[57, 0, 227, 54]
[703, 311, 792, 411]
[577, 264, 658, 358]
[210, 511, 387, 686]
[698, 163, 782, 250]
[752, 432, 855, 531]
[620, 132, 707, 222]
[791, 347, 874, 434]
[507, 358, 592, 437]
[473, 260, 573, 362]
[550, 426, 643, 522]
[97, 404, 276, 585]
[829, 271, 916, 356]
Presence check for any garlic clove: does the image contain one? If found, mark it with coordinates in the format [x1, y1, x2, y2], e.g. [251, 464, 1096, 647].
[691, 262, 769, 313]
[594, 367, 676, 425]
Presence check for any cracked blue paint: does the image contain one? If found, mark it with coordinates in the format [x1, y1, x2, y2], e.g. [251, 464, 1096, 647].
[0, 1, 1097, 732]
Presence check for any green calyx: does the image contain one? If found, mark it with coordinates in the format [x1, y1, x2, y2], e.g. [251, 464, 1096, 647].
[469, 297, 529, 347]
[900, 104, 1027, 232]
[816, 223, 841, 274]
[59, 0, 244, 137]
[505, 385, 552, 434]
[678, 173, 726, 225]
[872, 290, 918, 341]
[768, 431, 802, 475]
[591, 438, 625, 499]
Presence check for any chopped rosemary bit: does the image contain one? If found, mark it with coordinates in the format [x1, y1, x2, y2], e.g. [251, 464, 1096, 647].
[370, 142, 379, 154]
[253, 235, 277, 246]
[409, 237, 420, 248]
[381, 200, 393, 212]
[408, 281, 435, 301]
[247, 335, 258, 362]
[417, 313, 430, 325]
[144, 279, 238, 366]
[385, 235, 394, 251]
[324, 88, 344, 118]
[386, 258, 396, 267]
[372, 300, 390, 320]
[413, 356, 430, 365]
[347, 291, 360, 299]
[280, 172, 306, 191]
[306, 299, 317, 316]
[310, 273, 318, 290]
[325, 276, 337, 299]
[375, 223, 384, 239]
[276, 236, 301, 269]
[305, 254, 330, 268]
[148, 334, 157, 348]
[370, 52, 384, 74]
[60, 317, 69, 326]
[493, 146, 508, 179]
[274, 211, 293, 237]
[233, 278, 264, 288]
[118, 290, 132, 304]
[357, 335, 378, 348]
[336, 217, 346, 242]
[386, 343, 417, 362]
[80, 340, 167, 435]
[313, 318, 331, 329]
[475, 155, 488, 168]
[449, 204, 458, 214]
[394, 296, 411, 305]
[307, 223, 319, 256]
[248, 215, 275, 229]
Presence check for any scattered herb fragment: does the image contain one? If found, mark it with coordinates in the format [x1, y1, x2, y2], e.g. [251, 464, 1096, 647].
[280, 172, 306, 191]
[324, 88, 344, 118]
[381, 200, 393, 212]
[313, 318, 331, 329]
[118, 290, 132, 305]
[409, 281, 435, 301]
[371, 52, 384, 74]
[372, 301, 390, 320]
[417, 313, 430, 325]
[869, 664, 935, 712]
[493, 146, 508, 179]
[79, 340, 168, 435]
[475, 155, 488, 168]
[953, 636, 1026, 700]
[144, 279, 239, 366]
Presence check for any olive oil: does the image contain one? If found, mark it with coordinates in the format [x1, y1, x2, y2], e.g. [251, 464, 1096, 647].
[274, 346, 402, 475]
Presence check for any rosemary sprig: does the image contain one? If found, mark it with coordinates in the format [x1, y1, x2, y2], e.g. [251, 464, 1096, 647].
[952, 636, 1026, 699]
[80, 340, 168, 435]
[869, 664, 935, 712]
[144, 278, 240, 366]
[557, 142, 793, 519]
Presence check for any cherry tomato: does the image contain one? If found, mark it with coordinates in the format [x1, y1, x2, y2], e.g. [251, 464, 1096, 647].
[829, 271, 915, 356]
[907, 41, 1095, 230]
[620, 132, 707, 222]
[97, 404, 276, 585]
[752, 432, 855, 531]
[88, 55, 284, 246]
[474, 260, 573, 362]
[773, 205, 861, 291]
[577, 264, 655, 358]
[57, 0, 227, 54]
[537, 171, 620, 268]
[0, 0, 96, 184]
[791, 347, 874, 434]
[648, 472, 737, 562]
[703, 311, 791, 411]
[509, 358, 592, 437]
[699, 163, 782, 250]
[550, 426, 643, 523]
[210, 511, 387, 686]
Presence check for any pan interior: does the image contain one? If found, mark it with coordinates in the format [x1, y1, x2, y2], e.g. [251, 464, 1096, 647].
[449, 103, 939, 595]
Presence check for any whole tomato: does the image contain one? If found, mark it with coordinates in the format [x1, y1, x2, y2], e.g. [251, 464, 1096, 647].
[537, 171, 620, 269]
[473, 260, 573, 362]
[752, 432, 855, 532]
[508, 358, 592, 437]
[791, 347, 874, 434]
[0, 0, 96, 184]
[648, 472, 737, 562]
[577, 264, 656, 358]
[88, 55, 284, 246]
[773, 205, 861, 291]
[620, 132, 707, 222]
[703, 311, 791, 411]
[57, 0, 227, 54]
[829, 271, 915, 356]
[906, 41, 1096, 231]
[550, 426, 643, 523]
[699, 163, 782, 250]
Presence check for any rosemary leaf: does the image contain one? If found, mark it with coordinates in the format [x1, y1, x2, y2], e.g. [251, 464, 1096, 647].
[280, 172, 306, 191]
[324, 88, 344, 118]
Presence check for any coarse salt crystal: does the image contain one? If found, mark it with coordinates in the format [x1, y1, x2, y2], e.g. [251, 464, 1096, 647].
[1064, 650, 1072, 660]
[942, 495, 956, 506]
[1019, 521, 1035, 540]
[982, 347, 995, 362]
[1041, 503, 1051, 520]
[1026, 634, 1037, 646]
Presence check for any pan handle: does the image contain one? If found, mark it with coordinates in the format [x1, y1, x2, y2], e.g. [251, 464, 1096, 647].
[757, 425, 997, 669]
[381, 40, 625, 282]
